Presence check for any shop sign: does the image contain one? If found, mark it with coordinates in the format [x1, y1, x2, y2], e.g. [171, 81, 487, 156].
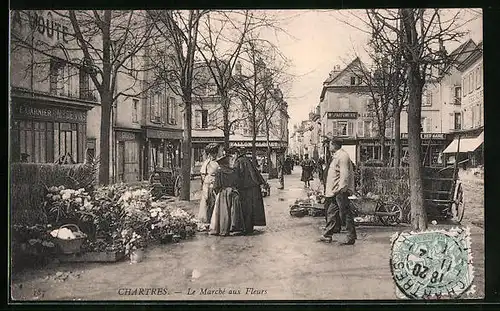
[14, 103, 86, 122]
[116, 131, 137, 141]
[12, 10, 71, 45]
[146, 128, 183, 140]
[327, 112, 358, 119]
[401, 133, 446, 140]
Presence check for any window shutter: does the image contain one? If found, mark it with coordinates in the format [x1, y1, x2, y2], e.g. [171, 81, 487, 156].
[163, 96, 169, 124]
[348, 122, 354, 136]
[357, 120, 363, 137]
[331, 121, 338, 136]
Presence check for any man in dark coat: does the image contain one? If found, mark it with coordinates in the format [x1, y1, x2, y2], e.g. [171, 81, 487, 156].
[231, 148, 267, 234]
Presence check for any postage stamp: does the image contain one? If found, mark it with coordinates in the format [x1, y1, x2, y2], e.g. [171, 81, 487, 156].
[390, 227, 475, 299]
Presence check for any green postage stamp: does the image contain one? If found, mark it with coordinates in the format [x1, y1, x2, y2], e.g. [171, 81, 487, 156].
[390, 227, 475, 299]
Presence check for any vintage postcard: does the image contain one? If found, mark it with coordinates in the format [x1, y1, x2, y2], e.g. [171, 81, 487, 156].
[9, 8, 484, 301]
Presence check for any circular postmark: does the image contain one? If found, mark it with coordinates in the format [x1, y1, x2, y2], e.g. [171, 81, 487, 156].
[390, 227, 474, 299]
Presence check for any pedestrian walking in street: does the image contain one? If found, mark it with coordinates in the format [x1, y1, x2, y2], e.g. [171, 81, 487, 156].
[277, 154, 285, 190]
[231, 148, 267, 234]
[317, 157, 325, 181]
[300, 154, 315, 188]
[198, 143, 220, 225]
[209, 154, 245, 236]
[319, 137, 357, 245]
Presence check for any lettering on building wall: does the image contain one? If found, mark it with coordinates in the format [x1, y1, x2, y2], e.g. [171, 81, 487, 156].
[400, 133, 445, 140]
[12, 10, 70, 44]
[15, 103, 86, 122]
[327, 112, 358, 119]
[116, 131, 137, 141]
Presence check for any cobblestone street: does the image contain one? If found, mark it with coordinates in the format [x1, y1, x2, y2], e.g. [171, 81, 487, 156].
[11, 171, 484, 301]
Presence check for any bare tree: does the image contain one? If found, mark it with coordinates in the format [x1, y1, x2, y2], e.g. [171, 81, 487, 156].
[195, 10, 288, 149]
[233, 38, 291, 170]
[366, 9, 471, 230]
[349, 48, 408, 165]
[11, 10, 156, 185]
[146, 10, 208, 201]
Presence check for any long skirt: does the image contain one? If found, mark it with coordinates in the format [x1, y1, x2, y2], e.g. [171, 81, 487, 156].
[210, 188, 245, 236]
[301, 168, 314, 182]
[198, 180, 215, 224]
[239, 186, 266, 233]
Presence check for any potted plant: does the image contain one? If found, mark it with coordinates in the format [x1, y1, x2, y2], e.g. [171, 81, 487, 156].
[121, 230, 145, 264]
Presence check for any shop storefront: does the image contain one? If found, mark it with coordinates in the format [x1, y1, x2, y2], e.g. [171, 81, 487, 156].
[400, 133, 451, 166]
[10, 92, 93, 164]
[143, 127, 183, 179]
[115, 129, 142, 183]
[443, 128, 483, 167]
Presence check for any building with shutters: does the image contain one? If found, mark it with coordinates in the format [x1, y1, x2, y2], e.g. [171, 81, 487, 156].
[442, 41, 483, 167]
[319, 58, 382, 165]
[10, 10, 101, 166]
[191, 60, 289, 176]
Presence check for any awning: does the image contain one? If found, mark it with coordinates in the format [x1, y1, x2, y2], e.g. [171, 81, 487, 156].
[443, 132, 483, 153]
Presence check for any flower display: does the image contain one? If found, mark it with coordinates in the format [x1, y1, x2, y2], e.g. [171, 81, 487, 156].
[44, 186, 94, 223]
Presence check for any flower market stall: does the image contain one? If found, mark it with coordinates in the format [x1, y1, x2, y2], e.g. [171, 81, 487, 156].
[32, 184, 199, 264]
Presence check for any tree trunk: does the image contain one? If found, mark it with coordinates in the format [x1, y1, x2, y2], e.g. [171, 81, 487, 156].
[223, 97, 230, 150]
[408, 66, 427, 231]
[394, 109, 401, 167]
[98, 96, 112, 185]
[379, 134, 386, 163]
[180, 96, 192, 201]
[251, 117, 257, 166]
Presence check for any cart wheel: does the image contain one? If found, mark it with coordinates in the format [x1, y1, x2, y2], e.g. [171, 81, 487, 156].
[377, 202, 402, 226]
[452, 182, 465, 223]
[174, 175, 181, 197]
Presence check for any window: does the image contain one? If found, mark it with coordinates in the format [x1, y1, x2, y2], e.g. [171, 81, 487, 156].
[132, 99, 139, 123]
[462, 77, 467, 97]
[423, 89, 432, 106]
[454, 87, 461, 105]
[468, 74, 473, 94]
[480, 65, 483, 87]
[150, 92, 161, 122]
[350, 76, 356, 85]
[337, 121, 353, 136]
[168, 97, 177, 125]
[454, 112, 461, 130]
[476, 67, 481, 89]
[12, 120, 84, 163]
[421, 117, 432, 133]
[471, 107, 475, 128]
[363, 120, 373, 137]
[195, 109, 208, 129]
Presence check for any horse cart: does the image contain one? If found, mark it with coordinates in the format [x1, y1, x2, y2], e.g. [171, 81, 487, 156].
[149, 143, 182, 200]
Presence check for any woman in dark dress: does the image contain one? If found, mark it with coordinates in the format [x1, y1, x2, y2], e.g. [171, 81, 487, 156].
[300, 154, 315, 188]
[209, 155, 245, 236]
[231, 148, 266, 234]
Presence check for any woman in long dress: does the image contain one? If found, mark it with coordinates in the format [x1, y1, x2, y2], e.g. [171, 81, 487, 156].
[232, 148, 266, 234]
[197, 143, 220, 225]
[300, 154, 315, 188]
[209, 155, 245, 236]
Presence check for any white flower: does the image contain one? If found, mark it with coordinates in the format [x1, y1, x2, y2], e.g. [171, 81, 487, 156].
[62, 193, 71, 200]
[74, 198, 83, 204]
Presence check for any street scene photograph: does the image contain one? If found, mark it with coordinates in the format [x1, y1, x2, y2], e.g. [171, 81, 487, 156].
[9, 9, 484, 301]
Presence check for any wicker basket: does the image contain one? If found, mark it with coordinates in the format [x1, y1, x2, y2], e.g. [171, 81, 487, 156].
[54, 224, 87, 254]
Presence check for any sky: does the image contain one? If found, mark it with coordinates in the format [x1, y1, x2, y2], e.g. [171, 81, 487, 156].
[263, 9, 483, 130]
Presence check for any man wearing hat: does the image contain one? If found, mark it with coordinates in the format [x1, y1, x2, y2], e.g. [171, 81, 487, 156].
[319, 136, 356, 245]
